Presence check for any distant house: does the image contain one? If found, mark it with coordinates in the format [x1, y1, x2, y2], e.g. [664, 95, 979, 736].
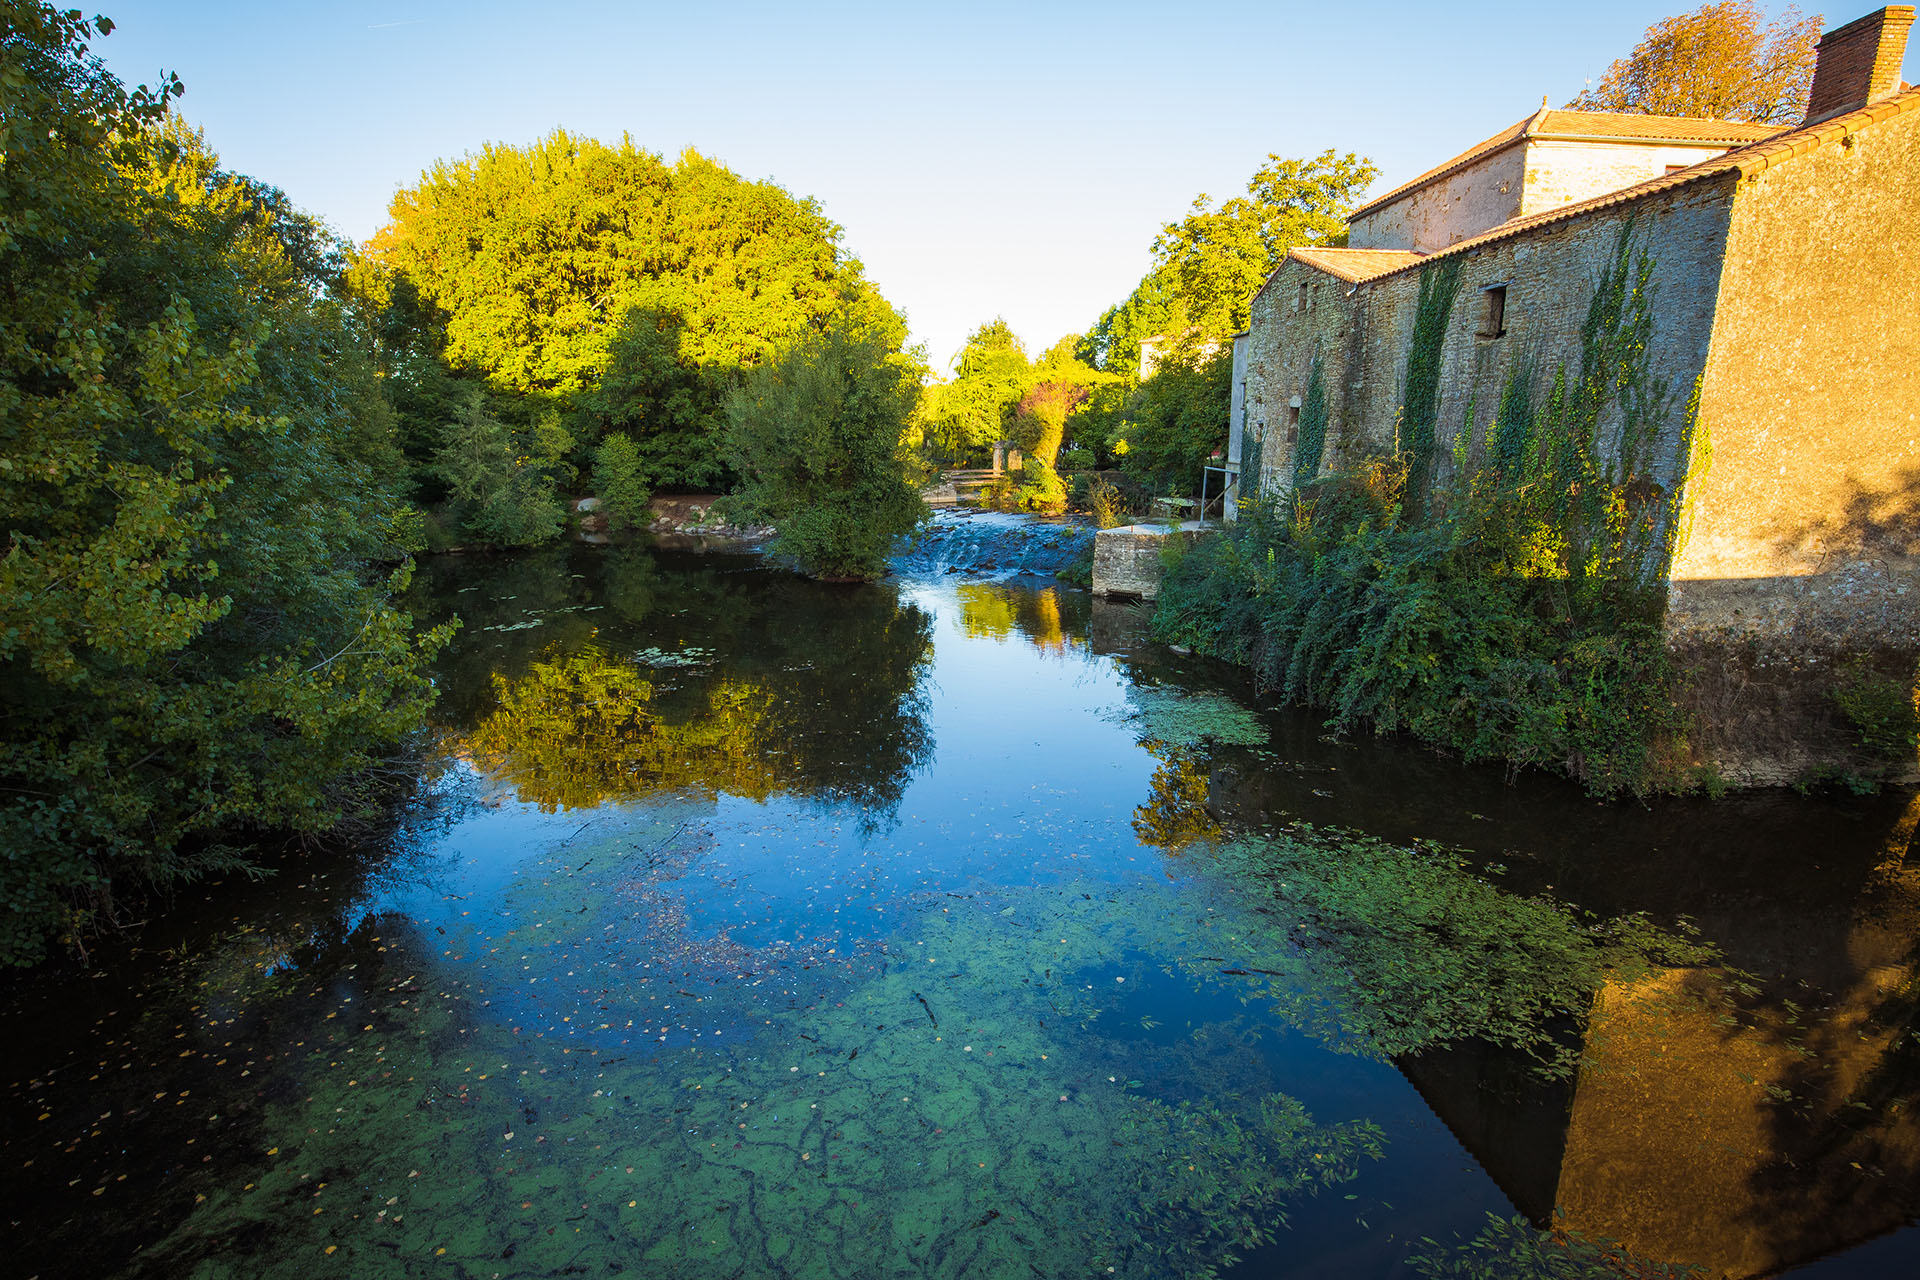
[1232, 6, 1919, 777]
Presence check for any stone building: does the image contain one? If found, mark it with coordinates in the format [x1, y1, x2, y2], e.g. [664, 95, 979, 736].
[1233, 6, 1919, 781]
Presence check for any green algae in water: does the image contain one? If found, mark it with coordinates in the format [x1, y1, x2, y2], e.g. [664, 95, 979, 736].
[1176, 826, 1728, 1076]
[1104, 686, 1269, 749]
[126, 827, 1383, 1280]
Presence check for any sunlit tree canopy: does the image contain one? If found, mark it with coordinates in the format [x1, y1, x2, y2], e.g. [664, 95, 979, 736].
[1568, 1, 1823, 124]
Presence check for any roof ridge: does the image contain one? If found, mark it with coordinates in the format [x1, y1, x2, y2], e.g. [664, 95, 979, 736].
[1350, 106, 1788, 223]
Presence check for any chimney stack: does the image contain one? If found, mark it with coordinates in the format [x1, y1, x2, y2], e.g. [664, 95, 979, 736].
[1804, 6, 1914, 124]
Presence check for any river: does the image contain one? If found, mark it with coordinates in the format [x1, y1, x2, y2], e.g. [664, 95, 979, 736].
[4, 533, 1917, 1279]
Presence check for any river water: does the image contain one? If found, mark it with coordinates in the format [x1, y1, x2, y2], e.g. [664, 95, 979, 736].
[4, 534, 1918, 1279]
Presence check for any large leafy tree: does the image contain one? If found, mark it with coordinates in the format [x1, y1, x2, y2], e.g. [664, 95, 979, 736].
[1077, 150, 1374, 492]
[923, 318, 1032, 458]
[0, 4, 447, 963]
[724, 299, 928, 580]
[1568, 1, 1823, 124]
[1150, 149, 1379, 344]
[372, 136, 882, 491]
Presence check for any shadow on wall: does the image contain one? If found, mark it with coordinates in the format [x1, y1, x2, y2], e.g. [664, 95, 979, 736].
[1666, 467, 1919, 784]
[1770, 462, 1920, 569]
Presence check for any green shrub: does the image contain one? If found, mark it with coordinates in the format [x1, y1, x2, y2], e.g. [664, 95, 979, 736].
[1086, 474, 1129, 529]
[1153, 461, 1689, 797]
[1010, 458, 1067, 512]
[1832, 659, 1920, 763]
[592, 432, 652, 531]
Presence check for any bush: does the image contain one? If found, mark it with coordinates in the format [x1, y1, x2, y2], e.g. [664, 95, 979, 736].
[592, 432, 652, 531]
[1832, 659, 1920, 763]
[1010, 458, 1067, 513]
[1086, 474, 1129, 528]
[724, 311, 927, 580]
[1152, 463, 1690, 797]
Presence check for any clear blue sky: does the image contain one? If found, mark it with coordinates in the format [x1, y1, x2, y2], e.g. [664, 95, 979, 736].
[90, 1, 1917, 371]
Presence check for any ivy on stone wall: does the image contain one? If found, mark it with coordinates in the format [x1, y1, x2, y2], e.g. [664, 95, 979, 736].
[1153, 221, 1710, 796]
[1399, 258, 1463, 511]
[1490, 356, 1536, 482]
[1294, 355, 1329, 490]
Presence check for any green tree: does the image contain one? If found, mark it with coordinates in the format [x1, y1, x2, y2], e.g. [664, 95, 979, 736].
[1006, 337, 1113, 510]
[925, 318, 1032, 458]
[373, 135, 885, 494]
[1151, 149, 1380, 343]
[1080, 269, 1178, 378]
[1111, 347, 1235, 495]
[724, 306, 928, 580]
[1569, 1, 1822, 124]
[433, 388, 566, 547]
[592, 432, 652, 531]
[0, 4, 448, 963]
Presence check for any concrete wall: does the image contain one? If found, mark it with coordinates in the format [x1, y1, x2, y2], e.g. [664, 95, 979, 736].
[1225, 333, 1249, 521]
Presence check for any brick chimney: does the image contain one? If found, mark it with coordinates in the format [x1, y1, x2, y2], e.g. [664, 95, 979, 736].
[1804, 6, 1915, 124]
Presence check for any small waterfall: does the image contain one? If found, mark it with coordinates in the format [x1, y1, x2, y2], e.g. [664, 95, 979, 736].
[893, 510, 1094, 580]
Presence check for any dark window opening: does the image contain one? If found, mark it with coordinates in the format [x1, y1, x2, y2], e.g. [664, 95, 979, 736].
[1296, 283, 1308, 313]
[1286, 404, 1301, 443]
[1478, 284, 1507, 339]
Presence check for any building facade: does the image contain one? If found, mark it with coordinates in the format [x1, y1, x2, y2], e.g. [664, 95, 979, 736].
[1234, 6, 1919, 780]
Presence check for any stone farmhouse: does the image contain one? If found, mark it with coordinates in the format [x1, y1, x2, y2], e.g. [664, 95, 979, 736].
[1228, 6, 1919, 779]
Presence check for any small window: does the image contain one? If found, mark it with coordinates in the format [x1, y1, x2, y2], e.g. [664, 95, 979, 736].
[1286, 404, 1301, 443]
[1478, 284, 1507, 339]
[1296, 283, 1308, 313]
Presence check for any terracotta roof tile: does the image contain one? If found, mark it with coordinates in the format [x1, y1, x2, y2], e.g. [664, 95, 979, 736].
[1352, 86, 1920, 285]
[1533, 109, 1782, 144]
[1286, 248, 1427, 284]
[1349, 107, 1784, 221]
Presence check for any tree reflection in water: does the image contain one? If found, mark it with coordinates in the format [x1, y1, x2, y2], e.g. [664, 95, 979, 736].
[955, 582, 1078, 654]
[420, 542, 935, 825]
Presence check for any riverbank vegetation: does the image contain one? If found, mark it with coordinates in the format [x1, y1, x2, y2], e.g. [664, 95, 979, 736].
[0, 7, 453, 963]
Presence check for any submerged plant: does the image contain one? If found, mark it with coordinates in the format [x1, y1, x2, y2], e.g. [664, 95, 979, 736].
[1407, 1212, 1705, 1279]
[1192, 826, 1724, 1074]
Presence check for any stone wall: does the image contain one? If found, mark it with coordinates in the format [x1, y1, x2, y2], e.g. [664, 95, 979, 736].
[1238, 91, 1919, 786]
[1349, 144, 1527, 253]
[1242, 261, 1366, 495]
[1247, 180, 1739, 512]
[1091, 523, 1209, 600]
[1671, 103, 1920, 649]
